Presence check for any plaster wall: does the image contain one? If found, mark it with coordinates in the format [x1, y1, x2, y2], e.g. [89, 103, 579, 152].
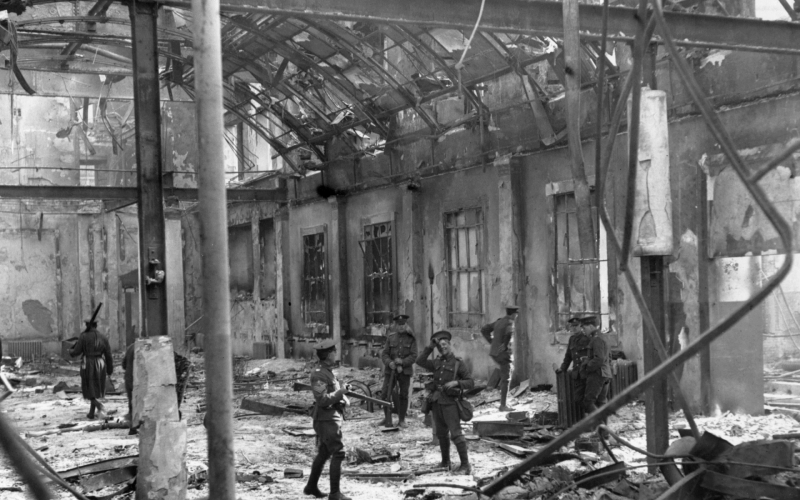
[286, 193, 335, 360]
[182, 200, 282, 356]
[410, 165, 502, 381]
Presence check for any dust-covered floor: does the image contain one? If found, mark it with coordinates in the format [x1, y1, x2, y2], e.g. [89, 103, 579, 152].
[2, 355, 800, 499]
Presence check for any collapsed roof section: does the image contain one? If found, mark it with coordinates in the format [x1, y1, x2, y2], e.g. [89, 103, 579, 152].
[0, 1, 619, 176]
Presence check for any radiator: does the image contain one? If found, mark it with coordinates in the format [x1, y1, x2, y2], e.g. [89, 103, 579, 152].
[556, 360, 638, 428]
[6, 340, 44, 361]
[253, 341, 274, 359]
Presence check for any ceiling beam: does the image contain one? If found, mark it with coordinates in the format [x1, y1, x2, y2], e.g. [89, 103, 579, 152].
[0, 185, 287, 202]
[161, 0, 800, 55]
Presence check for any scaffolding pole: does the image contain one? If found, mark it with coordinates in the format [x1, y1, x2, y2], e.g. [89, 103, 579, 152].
[191, 0, 237, 495]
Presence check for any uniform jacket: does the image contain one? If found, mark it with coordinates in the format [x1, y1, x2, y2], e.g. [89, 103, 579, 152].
[310, 364, 348, 422]
[415, 346, 475, 405]
[70, 327, 113, 400]
[560, 332, 592, 372]
[381, 327, 417, 375]
[490, 316, 514, 358]
[583, 334, 612, 378]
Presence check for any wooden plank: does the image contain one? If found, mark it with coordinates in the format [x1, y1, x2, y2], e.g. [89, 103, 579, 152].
[58, 456, 138, 481]
[702, 470, 799, 500]
[80, 466, 137, 493]
[240, 398, 308, 416]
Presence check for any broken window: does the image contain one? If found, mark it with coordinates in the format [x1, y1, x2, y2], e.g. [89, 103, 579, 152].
[259, 218, 277, 300]
[302, 228, 329, 334]
[228, 224, 254, 294]
[553, 192, 609, 330]
[362, 220, 393, 326]
[79, 162, 95, 187]
[445, 207, 484, 328]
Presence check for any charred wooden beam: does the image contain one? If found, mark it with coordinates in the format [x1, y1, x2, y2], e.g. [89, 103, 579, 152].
[174, 0, 800, 55]
[0, 185, 286, 202]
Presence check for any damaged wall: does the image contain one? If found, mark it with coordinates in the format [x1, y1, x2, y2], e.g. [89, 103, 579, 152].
[181, 199, 284, 357]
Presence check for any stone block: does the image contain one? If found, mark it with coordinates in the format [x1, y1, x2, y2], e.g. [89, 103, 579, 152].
[132, 337, 179, 425]
[137, 420, 187, 500]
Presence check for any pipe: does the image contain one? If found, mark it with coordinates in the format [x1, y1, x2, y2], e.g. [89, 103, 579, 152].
[482, 0, 794, 493]
[191, 0, 237, 494]
[0, 413, 53, 499]
[619, 0, 649, 270]
[595, 14, 701, 439]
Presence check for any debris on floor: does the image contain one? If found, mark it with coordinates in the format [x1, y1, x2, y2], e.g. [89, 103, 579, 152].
[1, 355, 799, 499]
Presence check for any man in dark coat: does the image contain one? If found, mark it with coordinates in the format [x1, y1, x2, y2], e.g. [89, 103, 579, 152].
[70, 319, 113, 420]
[482, 305, 518, 412]
[379, 314, 417, 428]
[555, 316, 592, 416]
[580, 316, 612, 417]
[304, 339, 352, 500]
[416, 330, 475, 475]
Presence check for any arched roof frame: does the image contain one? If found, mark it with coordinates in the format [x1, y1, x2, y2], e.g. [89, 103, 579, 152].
[0, 0, 615, 173]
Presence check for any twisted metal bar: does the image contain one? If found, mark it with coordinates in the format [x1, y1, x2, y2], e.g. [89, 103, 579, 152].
[0, 413, 53, 500]
[482, 1, 794, 494]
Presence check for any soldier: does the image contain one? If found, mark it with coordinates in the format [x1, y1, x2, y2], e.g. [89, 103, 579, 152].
[579, 316, 612, 419]
[555, 316, 591, 416]
[70, 318, 113, 420]
[304, 339, 352, 500]
[379, 314, 417, 428]
[482, 305, 518, 412]
[415, 330, 474, 475]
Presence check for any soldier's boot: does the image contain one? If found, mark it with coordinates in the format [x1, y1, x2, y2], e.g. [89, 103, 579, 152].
[397, 399, 408, 428]
[87, 400, 96, 420]
[303, 454, 327, 498]
[328, 454, 351, 500]
[498, 385, 515, 412]
[94, 399, 107, 420]
[453, 441, 472, 475]
[437, 437, 451, 469]
[378, 406, 393, 427]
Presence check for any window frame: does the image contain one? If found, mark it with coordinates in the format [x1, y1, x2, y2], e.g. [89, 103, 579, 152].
[443, 205, 486, 329]
[360, 213, 396, 327]
[301, 225, 330, 336]
[550, 189, 609, 334]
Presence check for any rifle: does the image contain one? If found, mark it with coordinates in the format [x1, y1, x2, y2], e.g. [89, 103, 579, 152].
[86, 302, 103, 327]
[293, 382, 393, 409]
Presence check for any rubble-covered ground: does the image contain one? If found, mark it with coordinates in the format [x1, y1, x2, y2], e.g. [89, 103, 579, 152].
[1, 355, 800, 499]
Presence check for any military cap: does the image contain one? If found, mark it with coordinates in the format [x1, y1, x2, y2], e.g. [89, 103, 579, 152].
[313, 339, 337, 351]
[567, 316, 583, 325]
[393, 314, 410, 321]
[505, 305, 519, 314]
[84, 318, 98, 326]
[581, 315, 599, 326]
[431, 330, 452, 342]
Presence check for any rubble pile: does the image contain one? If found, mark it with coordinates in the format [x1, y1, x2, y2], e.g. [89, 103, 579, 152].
[1, 356, 799, 499]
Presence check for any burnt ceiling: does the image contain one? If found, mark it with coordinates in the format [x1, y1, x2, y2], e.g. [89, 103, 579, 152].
[1, 0, 796, 175]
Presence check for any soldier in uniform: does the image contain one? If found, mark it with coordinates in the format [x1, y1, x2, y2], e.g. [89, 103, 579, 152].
[304, 339, 352, 500]
[415, 330, 474, 475]
[555, 316, 591, 416]
[379, 314, 417, 428]
[579, 316, 612, 418]
[70, 318, 113, 420]
[482, 305, 518, 412]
